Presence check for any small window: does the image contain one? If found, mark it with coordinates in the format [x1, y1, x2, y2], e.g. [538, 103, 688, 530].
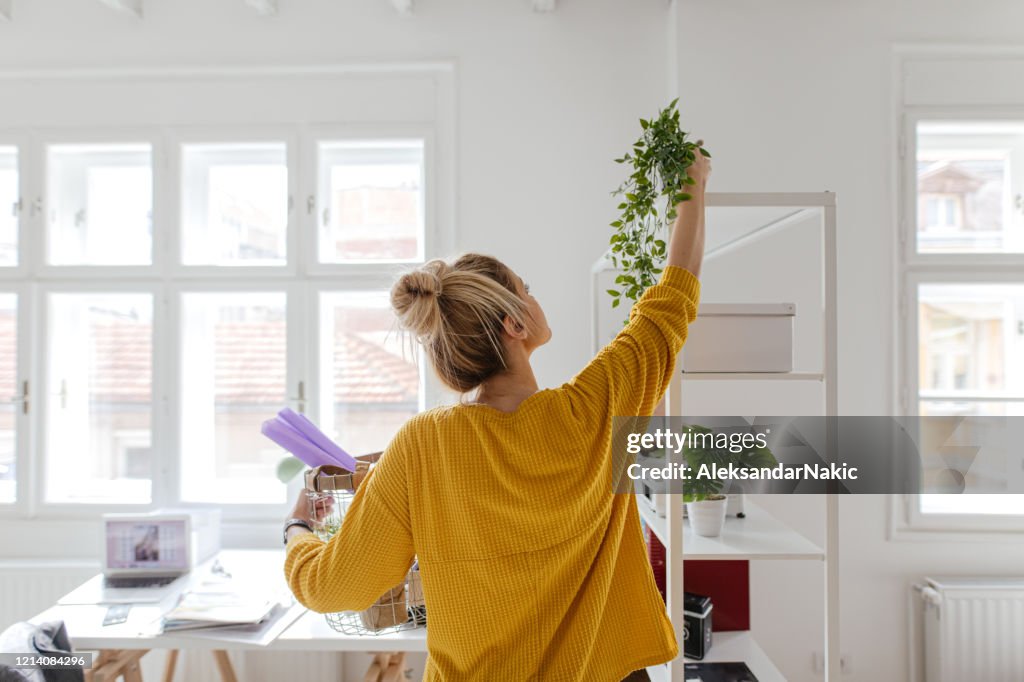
[181, 143, 289, 266]
[317, 141, 425, 263]
[318, 291, 421, 455]
[916, 282, 1024, 518]
[180, 292, 288, 504]
[0, 147, 18, 267]
[0, 293, 16, 504]
[916, 122, 1021, 254]
[47, 144, 153, 266]
[45, 293, 154, 504]
[917, 283, 1023, 404]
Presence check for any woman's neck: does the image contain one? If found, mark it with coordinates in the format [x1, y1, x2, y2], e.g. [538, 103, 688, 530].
[474, 364, 539, 413]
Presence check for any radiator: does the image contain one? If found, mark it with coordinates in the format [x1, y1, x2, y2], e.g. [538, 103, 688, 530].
[0, 561, 96, 627]
[919, 576, 1024, 682]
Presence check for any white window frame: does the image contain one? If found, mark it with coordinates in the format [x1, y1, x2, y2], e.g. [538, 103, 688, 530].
[303, 124, 436, 275]
[38, 129, 162, 277]
[168, 279, 307, 516]
[896, 107, 1024, 536]
[0, 121, 444, 522]
[36, 281, 162, 515]
[169, 127, 299, 277]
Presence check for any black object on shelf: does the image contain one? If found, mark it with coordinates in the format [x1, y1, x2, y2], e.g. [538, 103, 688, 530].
[683, 661, 758, 682]
[683, 591, 713, 660]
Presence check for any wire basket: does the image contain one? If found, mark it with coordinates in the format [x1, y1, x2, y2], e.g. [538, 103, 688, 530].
[305, 461, 427, 636]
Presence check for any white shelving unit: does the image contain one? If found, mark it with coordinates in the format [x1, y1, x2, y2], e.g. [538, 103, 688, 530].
[591, 192, 839, 682]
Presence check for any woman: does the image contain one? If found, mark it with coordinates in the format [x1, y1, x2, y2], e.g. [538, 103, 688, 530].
[283, 151, 709, 681]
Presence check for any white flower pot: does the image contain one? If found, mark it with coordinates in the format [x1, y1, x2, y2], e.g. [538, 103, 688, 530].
[654, 492, 668, 518]
[686, 497, 728, 538]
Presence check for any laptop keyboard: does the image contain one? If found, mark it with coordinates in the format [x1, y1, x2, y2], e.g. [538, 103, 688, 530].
[104, 575, 178, 589]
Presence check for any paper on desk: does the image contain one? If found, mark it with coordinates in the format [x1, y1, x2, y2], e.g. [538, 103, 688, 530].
[140, 589, 305, 647]
[170, 600, 307, 647]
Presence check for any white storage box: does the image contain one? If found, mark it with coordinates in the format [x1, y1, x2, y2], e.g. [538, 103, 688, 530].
[680, 303, 795, 373]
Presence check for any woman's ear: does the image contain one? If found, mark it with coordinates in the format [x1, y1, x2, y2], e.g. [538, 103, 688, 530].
[502, 314, 528, 341]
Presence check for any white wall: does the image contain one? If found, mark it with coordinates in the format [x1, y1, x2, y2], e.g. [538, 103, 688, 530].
[671, 1, 1024, 680]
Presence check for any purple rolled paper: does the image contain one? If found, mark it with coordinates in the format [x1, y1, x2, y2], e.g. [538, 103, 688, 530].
[261, 416, 337, 469]
[277, 408, 358, 472]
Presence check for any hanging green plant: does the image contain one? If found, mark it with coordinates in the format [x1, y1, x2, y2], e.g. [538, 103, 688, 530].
[607, 99, 710, 309]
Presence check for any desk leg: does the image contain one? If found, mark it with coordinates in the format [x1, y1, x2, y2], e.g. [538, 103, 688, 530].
[212, 650, 238, 682]
[380, 652, 406, 682]
[122, 653, 144, 682]
[161, 650, 179, 682]
[362, 653, 407, 682]
[89, 649, 148, 682]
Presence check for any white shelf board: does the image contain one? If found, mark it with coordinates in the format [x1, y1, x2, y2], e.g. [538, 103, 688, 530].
[680, 371, 824, 381]
[646, 631, 786, 682]
[637, 498, 824, 561]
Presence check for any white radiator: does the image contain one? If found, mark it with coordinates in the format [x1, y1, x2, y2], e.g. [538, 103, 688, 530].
[0, 561, 96, 627]
[919, 577, 1024, 682]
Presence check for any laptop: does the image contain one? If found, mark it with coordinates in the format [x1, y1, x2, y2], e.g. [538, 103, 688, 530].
[59, 513, 192, 605]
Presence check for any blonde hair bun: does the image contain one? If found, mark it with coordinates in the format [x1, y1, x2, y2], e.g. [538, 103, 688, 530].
[391, 259, 448, 341]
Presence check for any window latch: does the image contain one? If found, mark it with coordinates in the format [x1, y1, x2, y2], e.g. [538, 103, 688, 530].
[7, 380, 28, 415]
[288, 380, 306, 414]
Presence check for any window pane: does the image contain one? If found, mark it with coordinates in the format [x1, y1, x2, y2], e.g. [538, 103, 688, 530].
[920, 400, 1024, 417]
[319, 291, 420, 454]
[918, 283, 1024, 399]
[45, 293, 153, 503]
[318, 141, 424, 263]
[921, 495, 1024, 515]
[0, 147, 17, 266]
[181, 292, 287, 503]
[47, 144, 152, 265]
[0, 294, 15, 503]
[916, 122, 1024, 254]
[182, 143, 288, 266]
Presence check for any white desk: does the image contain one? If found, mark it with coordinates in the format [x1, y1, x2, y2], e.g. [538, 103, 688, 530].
[274, 610, 426, 653]
[29, 549, 428, 682]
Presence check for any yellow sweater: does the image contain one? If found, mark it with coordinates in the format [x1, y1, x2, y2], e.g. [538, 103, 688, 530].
[285, 266, 700, 681]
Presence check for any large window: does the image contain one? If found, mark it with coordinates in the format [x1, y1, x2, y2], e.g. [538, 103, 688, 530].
[2, 130, 432, 515]
[44, 293, 154, 504]
[903, 119, 1024, 524]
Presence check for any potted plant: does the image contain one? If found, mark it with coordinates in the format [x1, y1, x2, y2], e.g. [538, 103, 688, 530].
[607, 99, 710, 310]
[681, 426, 776, 538]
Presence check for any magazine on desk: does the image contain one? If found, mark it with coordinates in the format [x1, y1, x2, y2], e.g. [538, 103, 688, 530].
[161, 589, 282, 632]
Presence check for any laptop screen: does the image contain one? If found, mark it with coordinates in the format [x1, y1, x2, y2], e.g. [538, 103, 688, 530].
[105, 519, 189, 571]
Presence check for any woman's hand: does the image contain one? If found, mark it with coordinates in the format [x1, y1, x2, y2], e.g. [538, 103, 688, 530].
[286, 489, 334, 526]
[686, 143, 711, 190]
[666, 144, 710, 278]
